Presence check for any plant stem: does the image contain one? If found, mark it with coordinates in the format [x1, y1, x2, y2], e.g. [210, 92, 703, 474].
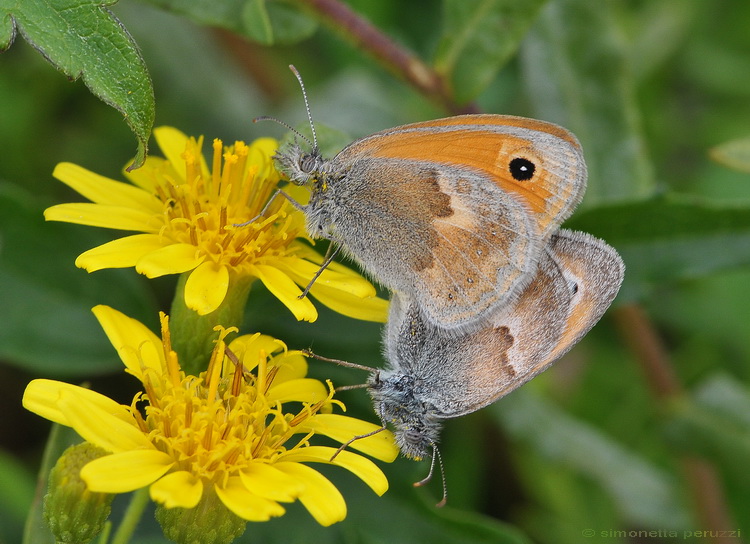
[110, 488, 150, 544]
[291, 0, 477, 114]
[613, 304, 739, 543]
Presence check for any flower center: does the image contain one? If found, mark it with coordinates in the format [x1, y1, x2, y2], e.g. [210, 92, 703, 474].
[154, 137, 307, 270]
[131, 332, 330, 484]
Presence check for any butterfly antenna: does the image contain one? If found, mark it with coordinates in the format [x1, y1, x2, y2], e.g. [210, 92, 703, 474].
[253, 115, 313, 149]
[288, 65, 318, 151]
[414, 443, 448, 507]
[301, 349, 377, 373]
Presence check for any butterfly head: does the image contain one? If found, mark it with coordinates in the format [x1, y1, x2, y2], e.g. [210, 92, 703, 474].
[368, 370, 442, 460]
[275, 142, 328, 188]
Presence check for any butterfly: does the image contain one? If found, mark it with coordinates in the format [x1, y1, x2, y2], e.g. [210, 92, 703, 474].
[270, 66, 588, 332]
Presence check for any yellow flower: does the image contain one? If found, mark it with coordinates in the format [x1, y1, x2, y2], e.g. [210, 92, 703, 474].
[23, 306, 397, 526]
[44, 127, 388, 322]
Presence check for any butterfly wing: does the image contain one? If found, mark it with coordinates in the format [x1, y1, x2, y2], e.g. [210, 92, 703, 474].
[543, 229, 625, 361]
[333, 114, 587, 330]
[483, 229, 624, 398]
[384, 229, 623, 419]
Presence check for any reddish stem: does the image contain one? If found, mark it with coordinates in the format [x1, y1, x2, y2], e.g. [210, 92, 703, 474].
[292, 0, 478, 114]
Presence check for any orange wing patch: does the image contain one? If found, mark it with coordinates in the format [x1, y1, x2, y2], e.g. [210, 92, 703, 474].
[370, 131, 549, 214]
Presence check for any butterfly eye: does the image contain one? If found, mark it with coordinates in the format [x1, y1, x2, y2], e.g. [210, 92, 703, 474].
[299, 156, 313, 172]
[508, 157, 536, 181]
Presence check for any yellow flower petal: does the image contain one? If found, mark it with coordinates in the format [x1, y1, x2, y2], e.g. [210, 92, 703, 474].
[274, 247, 389, 322]
[278, 446, 389, 496]
[274, 462, 346, 526]
[226, 335, 308, 383]
[184, 261, 229, 315]
[92, 305, 164, 379]
[251, 264, 318, 322]
[291, 242, 369, 275]
[123, 156, 173, 192]
[22, 379, 131, 427]
[58, 390, 153, 452]
[150, 470, 203, 508]
[278, 253, 377, 299]
[247, 138, 279, 167]
[135, 243, 204, 277]
[308, 282, 389, 323]
[303, 414, 398, 462]
[267, 378, 329, 404]
[44, 203, 159, 231]
[81, 450, 174, 493]
[215, 477, 286, 522]
[270, 352, 309, 383]
[153, 127, 210, 181]
[228, 334, 284, 372]
[239, 463, 304, 502]
[52, 162, 162, 212]
[75, 234, 167, 271]
[247, 139, 281, 185]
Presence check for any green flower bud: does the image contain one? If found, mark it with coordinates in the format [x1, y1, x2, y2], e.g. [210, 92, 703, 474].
[44, 443, 114, 544]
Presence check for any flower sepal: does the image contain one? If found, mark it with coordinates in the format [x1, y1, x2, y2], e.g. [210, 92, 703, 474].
[155, 489, 247, 544]
[170, 271, 252, 375]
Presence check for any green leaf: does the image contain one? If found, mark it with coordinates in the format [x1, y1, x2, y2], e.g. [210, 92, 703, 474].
[710, 137, 750, 174]
[140, 0, 318, 45]
[243, 0, 318, 45]
[1, 0, 154, 169]
[567, 194, 750, 301]
[0, 182, 158, 375]
[249, 479, 531, 544]
[665, 374, 750, 485]
[694, 375, 750, 427]
[434, 0, 548, 104]
[0, 449, 35, 544]
[514, 453, 622, 544]
[521, 0, 655, 203]
[493, 390, 690, 529]
[626, 0, 698, 80]
[243, 0, 274, 44]
[0, 5, 15, 49]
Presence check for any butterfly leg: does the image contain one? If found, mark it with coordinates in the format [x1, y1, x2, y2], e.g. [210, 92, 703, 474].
[297, 243, 343, 299]
[329, 424, 388, 461]
[233, 188, 305, 227]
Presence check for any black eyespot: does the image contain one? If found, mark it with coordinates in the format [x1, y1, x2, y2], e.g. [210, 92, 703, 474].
[509, 157, 535, 181]
[570, 281, 579, 295]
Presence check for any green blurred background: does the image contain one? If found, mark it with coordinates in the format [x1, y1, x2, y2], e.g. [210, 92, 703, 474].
[2, 0, 750, 542]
